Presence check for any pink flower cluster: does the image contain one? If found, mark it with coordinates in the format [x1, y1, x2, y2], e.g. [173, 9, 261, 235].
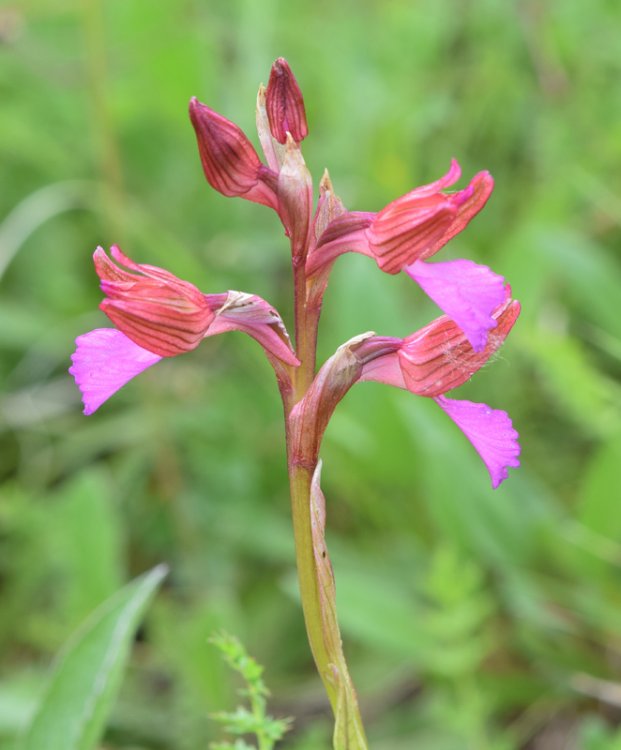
[70, 58, 520, 488]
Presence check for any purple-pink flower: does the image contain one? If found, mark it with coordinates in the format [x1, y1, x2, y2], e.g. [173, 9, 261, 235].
[359, 290, 521, 487]
[94, 245, 216, 357]
[307, 160, 492, 274]
[70, 247, 298, 415]
[306, 161, 502, 352]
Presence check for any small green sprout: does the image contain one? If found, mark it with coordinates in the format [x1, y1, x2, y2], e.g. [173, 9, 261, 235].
[209, 632, 291, 750]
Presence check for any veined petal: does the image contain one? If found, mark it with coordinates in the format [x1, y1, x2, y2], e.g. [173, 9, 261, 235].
[434, 396, 520, 488]
[366, 168, 494, 274]
[405, 158, 462, 197]
[69, 329, 161, 415]
[398, 294, 520, 397]
[266, 57, 308, 144]
[189, 97, 278, 209]
[405, 259, 506, 352]
[368, 194, 455, 274]
[438, 171, 494, 250]
[95, 246, 216, 357]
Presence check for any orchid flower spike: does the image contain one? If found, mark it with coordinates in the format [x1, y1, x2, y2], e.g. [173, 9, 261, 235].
[71, 55, 521, 496]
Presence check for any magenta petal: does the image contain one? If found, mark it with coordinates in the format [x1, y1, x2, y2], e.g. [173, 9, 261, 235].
[405, 259, 506, 352]
[434, 396, 520, 488]
[69, 328, 162, 415]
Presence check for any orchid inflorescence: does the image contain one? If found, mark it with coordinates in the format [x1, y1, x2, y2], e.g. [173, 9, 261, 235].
[70, 58, 519, 489]
[70, 58, 520, 744]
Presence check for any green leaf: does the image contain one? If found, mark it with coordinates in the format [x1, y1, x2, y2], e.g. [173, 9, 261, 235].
[46, 469, 125, 627]
[20, 565, 167, 750]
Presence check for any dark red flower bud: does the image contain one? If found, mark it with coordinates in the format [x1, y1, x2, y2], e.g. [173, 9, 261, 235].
[189, 97, 278, 209]
[266, 58, 308, 145]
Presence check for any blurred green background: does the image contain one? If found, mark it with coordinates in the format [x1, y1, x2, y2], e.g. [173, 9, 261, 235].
[2, 0, 621, 748]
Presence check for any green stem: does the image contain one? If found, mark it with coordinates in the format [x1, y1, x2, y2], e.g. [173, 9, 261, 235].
[287, 260, 337, 706]
[285, 261, 368, 749]
[288, 461, 338, 709]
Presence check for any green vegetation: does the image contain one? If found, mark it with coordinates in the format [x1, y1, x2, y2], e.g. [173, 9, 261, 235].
[1, 1, 621, 747]
[209, 632, 291, 750]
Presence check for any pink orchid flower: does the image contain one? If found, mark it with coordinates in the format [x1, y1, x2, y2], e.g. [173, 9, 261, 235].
[70, 247, 298, 415]
[188, 98, 279, 209]
[289, 289, 520, 489]
[360, 289, 521, 488]
[306, 161, 502, 352]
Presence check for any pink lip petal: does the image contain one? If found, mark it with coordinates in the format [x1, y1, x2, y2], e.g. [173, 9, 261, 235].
[434, 396, 520, 488]
[69, 328, 162, 415]
[405, 259, 506, 352]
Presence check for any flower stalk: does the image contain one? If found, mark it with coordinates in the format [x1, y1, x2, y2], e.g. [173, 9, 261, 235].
[70, 58, 521, 749]
[284, 193, 368, 744]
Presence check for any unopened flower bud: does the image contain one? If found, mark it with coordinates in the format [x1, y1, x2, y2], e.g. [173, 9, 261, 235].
[266, 57, 308, 144]
[189, 97, 278, 209]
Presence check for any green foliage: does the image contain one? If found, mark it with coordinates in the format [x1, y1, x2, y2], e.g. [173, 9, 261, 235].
[1, 0, 621, 747]
[209, 633, 290, 750]
[20, 565, 166, 750]
[579, 717, 621, 750]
